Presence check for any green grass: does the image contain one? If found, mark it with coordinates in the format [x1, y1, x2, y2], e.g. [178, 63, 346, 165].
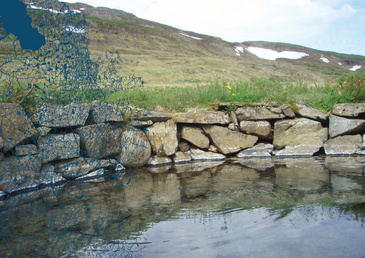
[105, 73, 365, 112]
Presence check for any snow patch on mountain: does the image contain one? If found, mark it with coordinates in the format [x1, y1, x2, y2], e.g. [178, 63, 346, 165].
[320, 56, 330, 63]
[246, 47, 308, 60]
[350, 65, 362, 71]
[179, 33, 202, 40]
[235, 46, 244, 56]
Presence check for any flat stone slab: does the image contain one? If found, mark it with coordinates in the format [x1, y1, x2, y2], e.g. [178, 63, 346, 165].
[332, 103, 365, 117]
[329, 115, 365, 138]
[35, 102, 90, 128]
[175, 109, 230, 124]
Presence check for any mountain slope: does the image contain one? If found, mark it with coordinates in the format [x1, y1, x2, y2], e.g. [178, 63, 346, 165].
[6, 1, 365, 88]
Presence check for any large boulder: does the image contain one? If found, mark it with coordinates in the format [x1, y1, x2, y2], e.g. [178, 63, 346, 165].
[117, 127, 151, 167]
[174, 109, 230, 124]
[0, 154, 42, 193]
[35, 102, 90, 128]
[201, 125, 258, 154]
[90, 100, 124, 123]
[0, 103, 38, 152]
[181, 126, 210, 149]
[235, 106, 285, 121]
[37, 133, 80, 163]
[76, 123, 123, 159]
[54, 157, 118, 180]
[328, 115, 365, 138]
[273, 118, 328, 156]
[294, 104, 328, 121]
[332, 103, 365, 117]
[323, 135, 364, 155]
[239, 120, 272, 139]
[146, 120, 178, 156]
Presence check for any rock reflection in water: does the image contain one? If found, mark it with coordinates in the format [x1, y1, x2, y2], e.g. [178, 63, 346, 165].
[0, 157, 365, 257]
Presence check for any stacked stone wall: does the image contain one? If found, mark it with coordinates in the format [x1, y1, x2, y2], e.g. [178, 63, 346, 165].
[1, 101, 365, 194]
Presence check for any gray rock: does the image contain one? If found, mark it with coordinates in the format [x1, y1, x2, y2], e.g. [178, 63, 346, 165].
[36, 126, 51, 137]
[294, 104, 328, 121]
[324, 134, 363, 155]
[178, 141, 190, 152]
[332, 103, 365, 117]
[190, 148, 226, 161]
[76, 168, 105, 181]
[181, 126, 210, 149]
[54, 157, 118, 180]
[120, 105, 171, 122]
[0, 154, 43, 192]
[76, 123, 123, 159]
[90, 100, 124, 123]
[146, 164, 173, 173]
[15, 144, 38, 157]
[175, 109, 230, 124]
[146, 120, 178, 156]
[0, 136, 3, 151]
[172, 151, 192, 163]
[202, 125, 258, 154]
[147, 156, 173, 166]
[280, 104, 295, 118]
[37, 133, 80, 163]
[237, 143, 274, 158]
[129, 120, 153, 128]
[35, 102, 90, 128]
[329, 115, 365, 138]
[0, 103, 38, 152]
[235, 106, 285, 121]
[115, 163, 126, 173]
[39, 163, 66, 185]
[273, 118, 328, 156]
[240, 120, 272, 139]
[117, 127, 151, 167]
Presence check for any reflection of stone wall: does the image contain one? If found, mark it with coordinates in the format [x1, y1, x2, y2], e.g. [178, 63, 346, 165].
[2, 101, 365, 194]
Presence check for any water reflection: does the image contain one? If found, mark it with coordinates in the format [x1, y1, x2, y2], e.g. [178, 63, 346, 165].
[1, 157, 365, 257]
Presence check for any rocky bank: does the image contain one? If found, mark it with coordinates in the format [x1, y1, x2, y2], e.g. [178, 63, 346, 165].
[1, 101, 365, 195]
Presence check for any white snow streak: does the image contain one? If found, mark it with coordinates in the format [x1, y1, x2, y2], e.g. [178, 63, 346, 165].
[235, 46, 244, 56]
[179, 32, 202, 40]
[246, 47, 308, 60]
[350, 65, 362, 71]
[320, 56, 330, 63]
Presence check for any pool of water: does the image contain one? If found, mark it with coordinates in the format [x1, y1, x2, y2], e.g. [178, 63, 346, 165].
[1, 156, 365, 257]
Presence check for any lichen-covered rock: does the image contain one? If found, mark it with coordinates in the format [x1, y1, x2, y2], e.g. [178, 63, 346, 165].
[240, 120, 272, 139]
[0, 103, 38, 152]
[235, 106, 285, 121]
[146, 120, 178, 156]
[54, 157, 118, 180]
[202, 125, 258, 154]
[76, 123, 123, 159]
[0, 154, 42, 193]
[323, 135, 364, 155]
[117, 127, 151, 167]
[90, 100, 124, 123]
[181, 126, 210, 149]
[37, 133, 80, 163]
[237, 143, 274, 158]
[332, 103, 365, 117]
[35, 102, 90, 128]
[273, 118, 328, 156]
[15, 144, 38, 157]
[175, 109, 230, 124]
[328, 115, 365, 138]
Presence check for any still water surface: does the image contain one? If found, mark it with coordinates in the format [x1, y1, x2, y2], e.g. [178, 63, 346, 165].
[1, 156, 365, 257]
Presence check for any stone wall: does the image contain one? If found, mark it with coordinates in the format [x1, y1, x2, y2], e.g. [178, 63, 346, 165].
[1, 101, 365, 195]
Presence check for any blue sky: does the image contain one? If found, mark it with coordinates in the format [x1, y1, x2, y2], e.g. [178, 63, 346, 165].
[61, 0, 365, 56]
